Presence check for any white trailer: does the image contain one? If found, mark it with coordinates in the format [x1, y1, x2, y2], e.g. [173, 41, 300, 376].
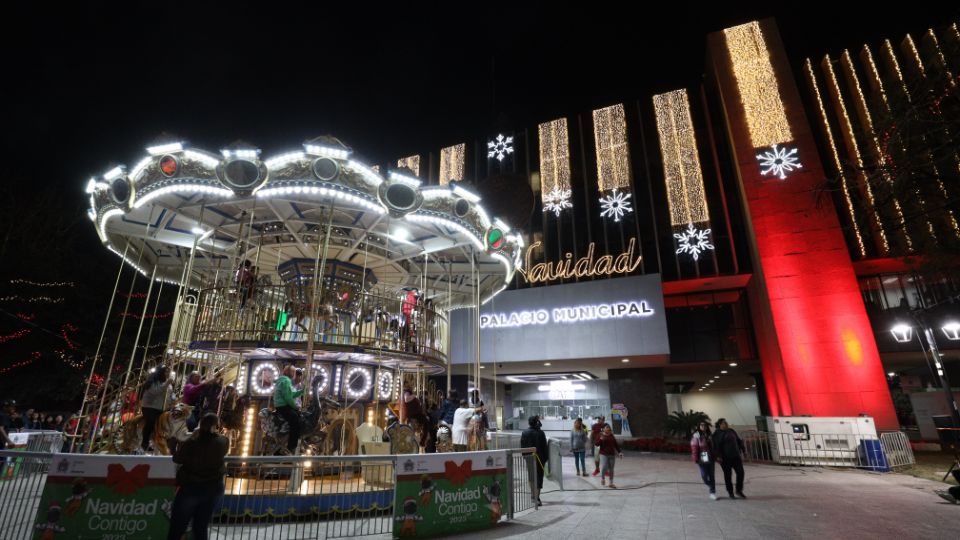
[760, 416, 879, 467]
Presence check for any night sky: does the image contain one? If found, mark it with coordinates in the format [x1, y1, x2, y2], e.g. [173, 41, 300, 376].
[2, 2, 956, 218]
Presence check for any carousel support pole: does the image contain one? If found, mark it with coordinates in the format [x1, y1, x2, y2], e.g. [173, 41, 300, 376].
[87, 242, 146, 453]
[303, 202, 336, 405]
[139, 280, 165, 370]
[120, 264, 157, 414]
[73, 242, 129, 452]
[175, 206, 206, 386]
[446, 261, 452, 397]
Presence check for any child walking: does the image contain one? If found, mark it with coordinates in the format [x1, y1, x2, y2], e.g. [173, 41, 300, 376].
[596, 425, 623, 488]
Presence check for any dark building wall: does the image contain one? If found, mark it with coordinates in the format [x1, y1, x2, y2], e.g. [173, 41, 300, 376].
[608, 367, 667, 437]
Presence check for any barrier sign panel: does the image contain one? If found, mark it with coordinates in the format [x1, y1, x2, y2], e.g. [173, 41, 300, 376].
[393, 450, 509, 538]
[33, 454, 179, 539]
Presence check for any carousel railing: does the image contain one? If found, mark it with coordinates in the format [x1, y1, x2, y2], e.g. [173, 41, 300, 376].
[191, 285, 449, 364]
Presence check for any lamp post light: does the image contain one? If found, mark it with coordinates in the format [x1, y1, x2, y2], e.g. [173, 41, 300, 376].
[892, 318, 960, 428]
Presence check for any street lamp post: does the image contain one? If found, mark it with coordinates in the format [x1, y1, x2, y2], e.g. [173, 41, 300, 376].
[891, 317, 960, 428]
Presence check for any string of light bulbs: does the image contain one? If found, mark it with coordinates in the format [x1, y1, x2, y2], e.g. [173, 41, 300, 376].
[0, 329, 31, 344]
[0, 352, 42, 375]
[0, 296, 65, 304]
[438, 143, 465, 186]
[9, 279, 76, 287]
[592, 103, 632, 192]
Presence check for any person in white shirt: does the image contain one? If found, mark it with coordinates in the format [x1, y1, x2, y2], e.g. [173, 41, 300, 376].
[451, 400, 476, 452]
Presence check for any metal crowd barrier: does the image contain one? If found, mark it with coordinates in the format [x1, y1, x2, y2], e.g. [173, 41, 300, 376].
[0, 451, 52, 540]
[0, 448, 538, 540]
[740, 430, 915, 469]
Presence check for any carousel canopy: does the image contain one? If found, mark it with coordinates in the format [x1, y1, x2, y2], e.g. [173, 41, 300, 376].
[86, 137, 522, 307]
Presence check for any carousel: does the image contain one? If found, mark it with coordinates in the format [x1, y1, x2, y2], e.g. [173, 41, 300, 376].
[78, 136, 521, 469]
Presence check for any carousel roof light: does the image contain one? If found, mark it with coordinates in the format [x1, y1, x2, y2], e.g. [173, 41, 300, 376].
[264, 151, 305, 169]
[146, 142, 183, 155]
[103, 166, 125, 181]
[221, 148, 260, 159]
[304, 143, 350, 159]
[452, 184, 481, 203]
[389, 171, 422, 187]
[183, 149, 221, 168]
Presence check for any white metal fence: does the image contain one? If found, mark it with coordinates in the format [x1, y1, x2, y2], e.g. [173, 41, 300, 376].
[739, 430, 915, 469]
[0, 448, 538, 540]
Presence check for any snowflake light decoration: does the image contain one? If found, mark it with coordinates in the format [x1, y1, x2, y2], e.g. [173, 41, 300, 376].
[598, 189, 633, 222]
[542, 187, 573, 217]
[756, 143, 802, 180]
[487, 134, 514, 161]
[674, 223, 715, 261]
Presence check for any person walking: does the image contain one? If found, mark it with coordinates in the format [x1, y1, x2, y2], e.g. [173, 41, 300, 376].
[139, 366, 173, 454]
[166, 413, 229, 540]
[712, 418, 746, 499]
[691, 420, 716, 499]
[595, 425, 623, 488]
[520, 416, 548, 506]
[273, 365, 304, 455]
[570, 418, 589, 477]
[590, 415, 609, 476]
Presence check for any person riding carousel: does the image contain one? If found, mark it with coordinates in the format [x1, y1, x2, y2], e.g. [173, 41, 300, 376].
[273, 365, 304, 455]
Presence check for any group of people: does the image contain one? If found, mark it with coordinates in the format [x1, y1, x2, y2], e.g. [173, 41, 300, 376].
[690, 418, 747, 500]
[435, 390, 490, 452]
[136, 365, 225, 454]
[570, 415, 624, 488]
[0, 399, 77, 454]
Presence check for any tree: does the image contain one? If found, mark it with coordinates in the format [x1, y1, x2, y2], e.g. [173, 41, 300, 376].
[665, 409, 711, 440]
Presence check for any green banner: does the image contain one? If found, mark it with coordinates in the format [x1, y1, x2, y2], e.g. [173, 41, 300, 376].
[33, 454, 180, 540]
[393, 450, 509, 538]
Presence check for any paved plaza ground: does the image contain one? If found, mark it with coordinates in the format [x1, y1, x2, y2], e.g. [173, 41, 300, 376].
[448, 452, 960, 540]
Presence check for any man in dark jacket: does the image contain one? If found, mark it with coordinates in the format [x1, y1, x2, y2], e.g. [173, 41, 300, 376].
[711, 418, 746, 499]
[167, 413, 229, 540]
[520, 416, 548, 506]
[437, 390, 459, 426]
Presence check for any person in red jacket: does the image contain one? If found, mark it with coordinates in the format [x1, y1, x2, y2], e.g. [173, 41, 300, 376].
[690, 421, 716, 500]
[595, 425, 622, 488]
[590, 415, 609, 476]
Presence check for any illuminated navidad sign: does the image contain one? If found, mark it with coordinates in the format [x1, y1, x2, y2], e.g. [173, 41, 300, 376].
[450, 273, 669, 364]
[516, 238, 642, 284]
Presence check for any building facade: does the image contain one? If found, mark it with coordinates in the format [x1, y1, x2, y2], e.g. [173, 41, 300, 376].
[407, 19, 960, 436]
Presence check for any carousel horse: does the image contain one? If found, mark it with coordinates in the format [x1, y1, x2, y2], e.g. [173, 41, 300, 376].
[351, 304, 389, 345]
[217, 385, 248, 431]
[284, 283, 340, 338]
[114, 403, 194, 455]
[258, 377, 337, 455]
[435, 424, 454, 453]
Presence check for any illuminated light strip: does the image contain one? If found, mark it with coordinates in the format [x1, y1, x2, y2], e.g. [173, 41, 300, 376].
[132, 184, 234, 209]
[304, 144, 349, 160]
[405, 213, 485, 250]
[723, 21, 793, 148]
[377, 371, 393, 400]
[493, 218, 510, 233]
[592, 103, 632, 192]
[264, 151, 305, 169]
[491, 251, 514, 276]
[821, 54, 891, 253]
[839, 51, 911, 252]
[346, 159, 385, 186]
[250, 363, 280, 396]
[453, 185, 481, 203]
[103, 166, 125, 181]
[882, 40, 955, 239]
[0, 329, 31, 344]
[438, 143, 465, 186]
[0, 352, 42, 375]
[397, 155, 421, 177]
[389, 171, 422, 186]
[311, 363, 330, 394]
[474, 205, 491, 230]
[236, 364, 247, 394]
[183, 149, 221, 168]
[902, 34, 926, 77]
[106, 245, 150, 277]
[99, 208, 125, 241]
[804, 59, 866, 257]
[924, 29, 955, 84]
[222, 148, 259, 159]
[344, 366, 373, 399]
[652, 89, 710, 226]
[128, 156, 154, 181]
[10, 279, 75, 287]
[254, 184, 385, 213]
[146, 142, 183, 155]
[538, 118, 571, 203]
[0, 296, 64, 304]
